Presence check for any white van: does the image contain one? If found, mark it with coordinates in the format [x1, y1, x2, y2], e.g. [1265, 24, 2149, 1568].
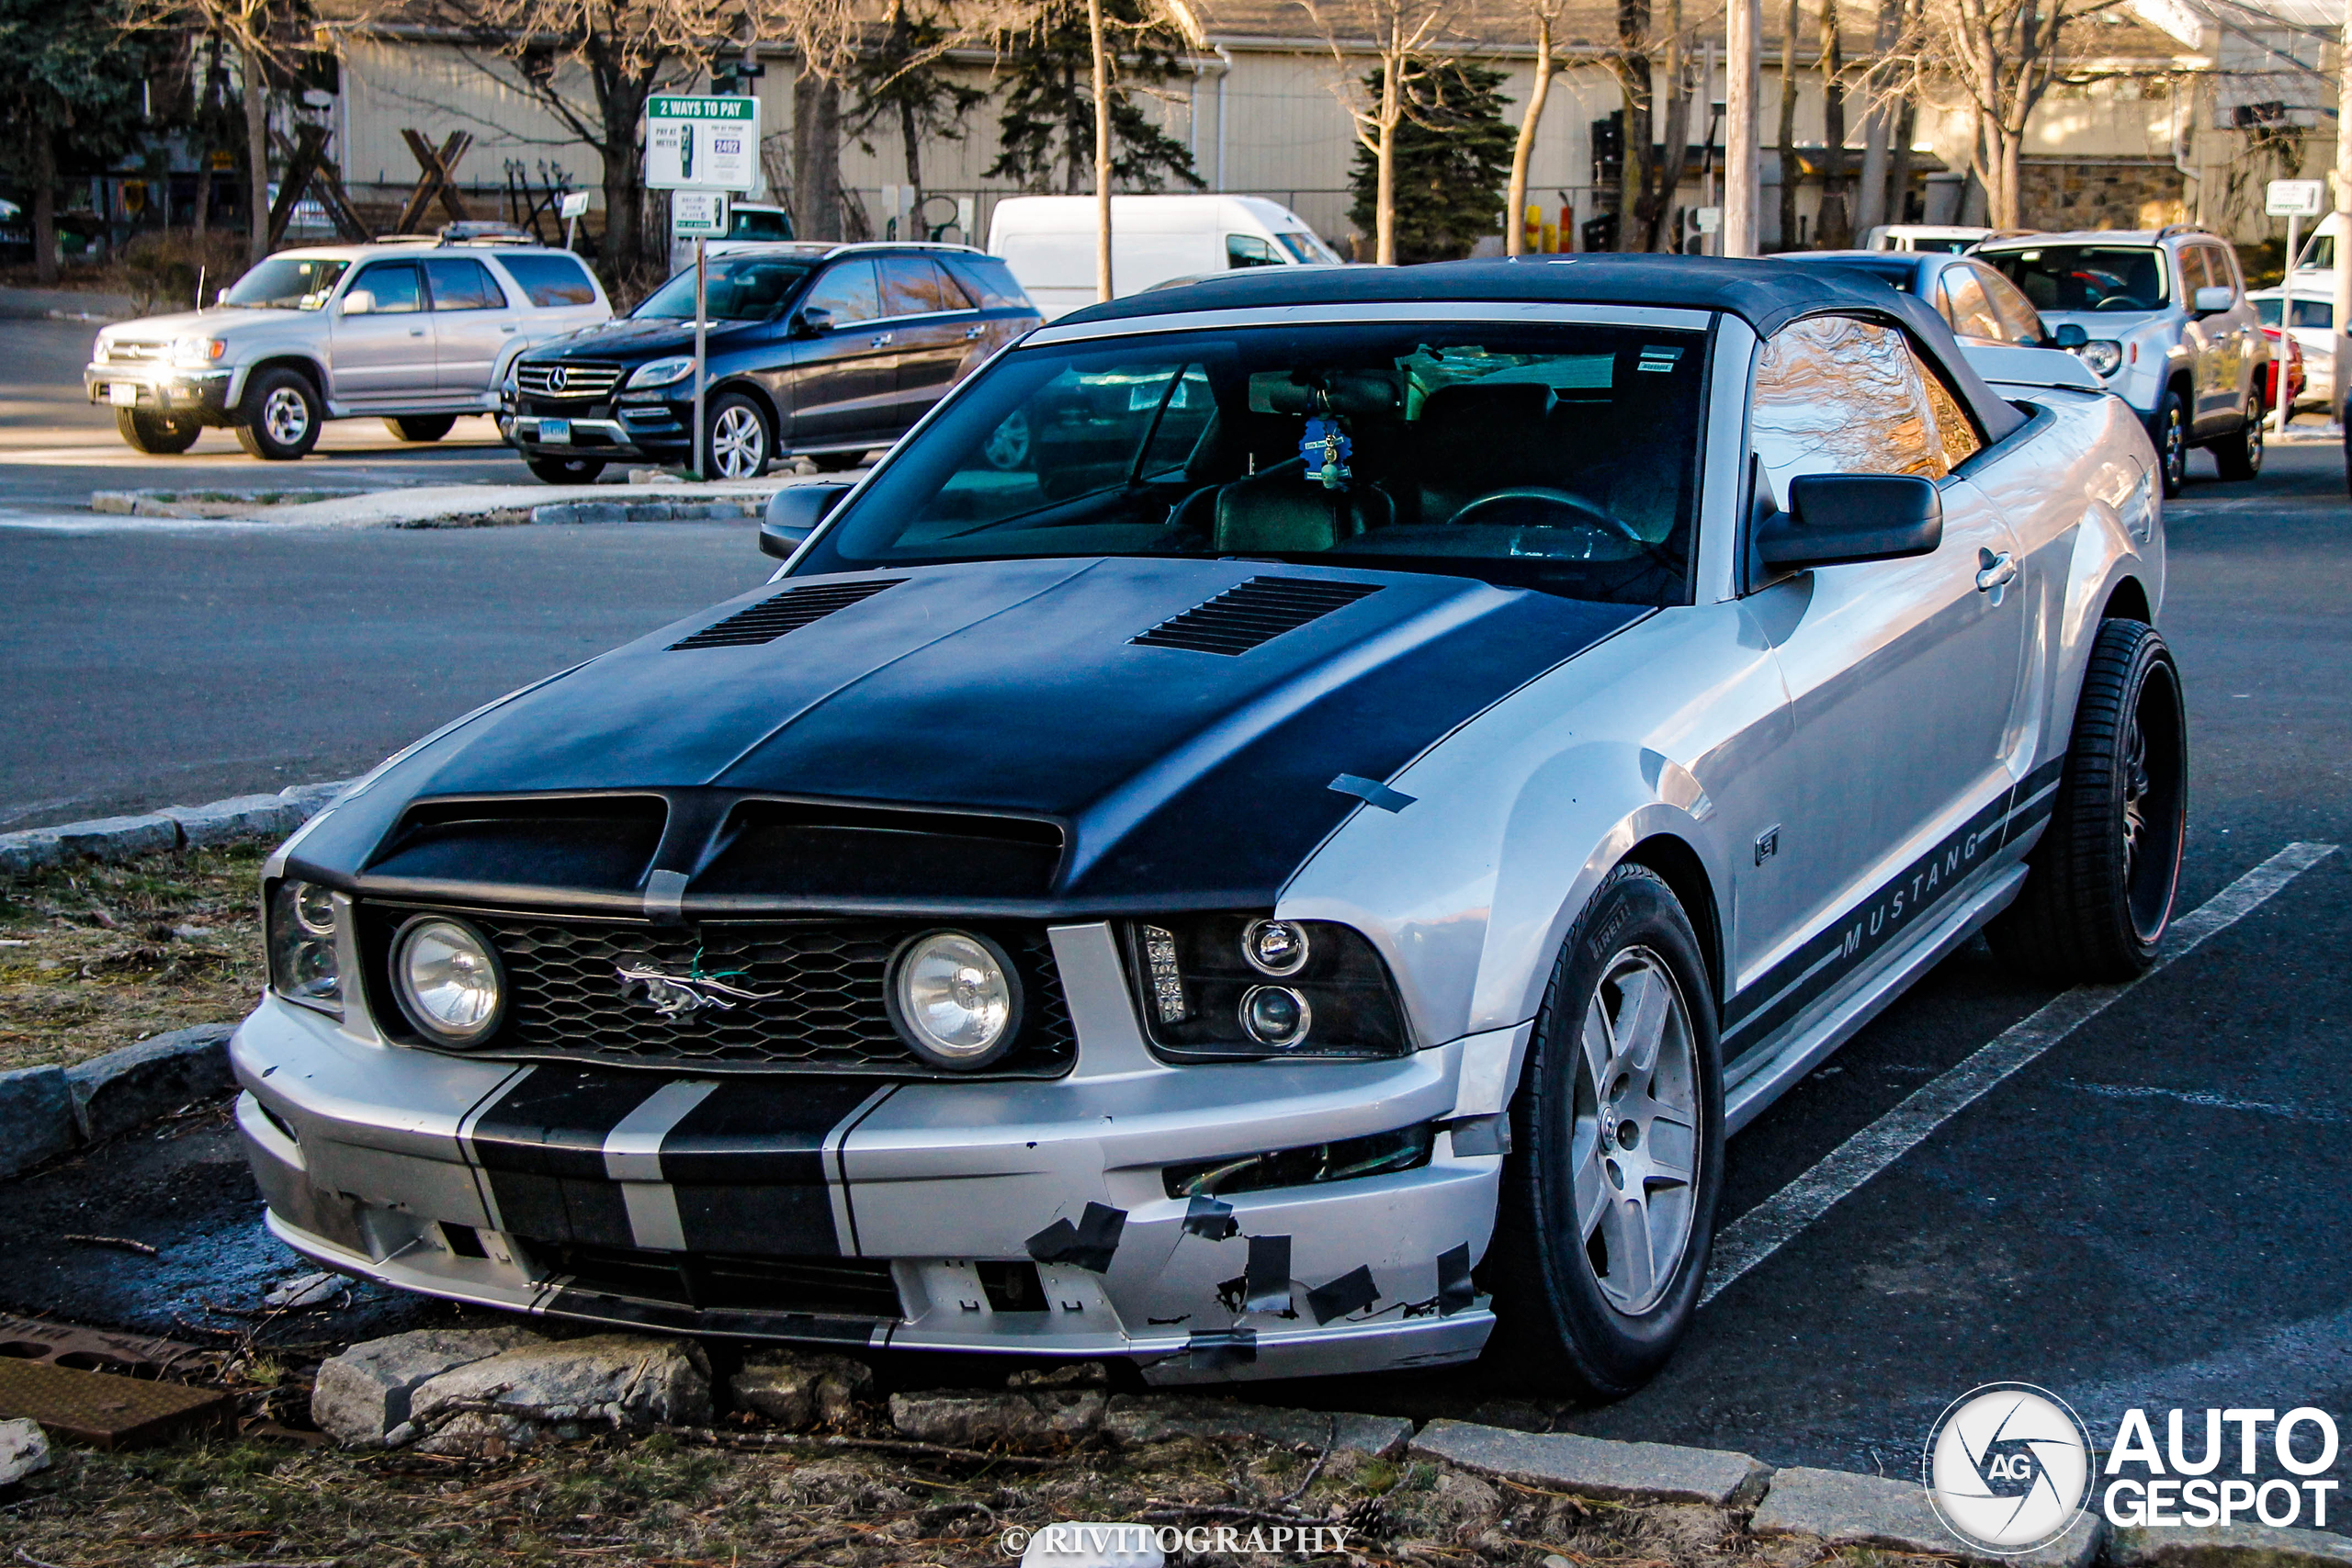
[988, 194, 1343, 320]
[1866, 224, 1996, 254]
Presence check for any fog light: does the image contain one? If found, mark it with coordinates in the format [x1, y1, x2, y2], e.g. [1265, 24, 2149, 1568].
[888, 930, 1023, 1069]
[1242, 919, 1309, 976]
[1240, 985, 1311, 1047]
[390, 916, 505, 1047]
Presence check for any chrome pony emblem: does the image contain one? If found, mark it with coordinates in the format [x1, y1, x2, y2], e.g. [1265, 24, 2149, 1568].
[616, 964, 777, 1020]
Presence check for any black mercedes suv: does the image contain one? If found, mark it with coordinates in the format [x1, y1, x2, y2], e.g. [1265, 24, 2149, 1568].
[501, 242, 1042, 482]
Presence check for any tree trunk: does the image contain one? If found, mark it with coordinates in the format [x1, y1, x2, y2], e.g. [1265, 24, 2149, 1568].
[1850, 0, 1899, 233]
[1887, 96, 1916, 223]
[242, 39, 270, 265]
[1724, 0, 1760, 254]
[1648, 0, 1690, 252]
[901, 97, 923, 196]
[30, 130, 56, 287]
[794, 68, 844, 241]
[1776, 0, 1799, 249]
[1088, 0, 1113, 299]
[194, 35, 218, 242]
[1616, 0, 1651, 252]
[1815, 0, 1847, 247]
[1992, 122, 2020, 228]
[1505, 13, 1555, 255]
[1375, 62, 1398, 264]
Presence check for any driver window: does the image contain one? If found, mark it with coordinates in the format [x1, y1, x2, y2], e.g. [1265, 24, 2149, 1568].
[1227, 234, 1283, 268]
[348, 264, 422, 314]
[1751, 315, 1949, 500]
[2177, 247, 2212, 296]
[1937, 268, 2004, 343]
[801, 260, 880, 326]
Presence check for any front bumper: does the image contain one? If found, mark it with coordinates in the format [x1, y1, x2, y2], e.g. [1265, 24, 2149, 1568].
[501, 399, 689, 463]
[84, 363, 235, 422]
[232, 924, 1510, 1382]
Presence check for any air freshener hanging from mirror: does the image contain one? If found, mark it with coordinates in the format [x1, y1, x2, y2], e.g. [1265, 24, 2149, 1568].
[1301, 415, 1351, 490]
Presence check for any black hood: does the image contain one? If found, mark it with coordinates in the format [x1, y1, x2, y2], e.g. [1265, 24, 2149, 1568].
[529, 316, 774, 363]
[291, 558, 1644, 916]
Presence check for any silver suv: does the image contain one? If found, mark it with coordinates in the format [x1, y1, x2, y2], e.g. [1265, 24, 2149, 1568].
[1976, 225, 2269, 495]
[85, 234, 613, 461]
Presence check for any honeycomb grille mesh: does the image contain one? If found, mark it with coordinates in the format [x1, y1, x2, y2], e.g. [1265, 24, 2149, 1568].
[454, 914, 1074, 1075]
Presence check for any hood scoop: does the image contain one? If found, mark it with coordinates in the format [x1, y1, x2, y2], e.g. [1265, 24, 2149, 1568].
[670, 578, 903, 651]
[1130, 575, 1382, 656]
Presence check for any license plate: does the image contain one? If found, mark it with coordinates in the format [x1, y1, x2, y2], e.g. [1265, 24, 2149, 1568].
[538, 418, 571, 444]
[107, 383, 138, 407]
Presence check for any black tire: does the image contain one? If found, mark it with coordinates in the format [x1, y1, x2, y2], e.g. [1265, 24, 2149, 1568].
[2212, 390, 2263, 480]
[115, 407, 200, 455]
[232, 368, 322, 461]
[703, 391, 772, 479]
[387, 415, 458, 443]
[526, 454, 606, 484]
[1986, 619, 2187, 982]
[808, 450, 865, 472]
[1482, 864, 1724, 1398]
[2154, 387, 2188, 500]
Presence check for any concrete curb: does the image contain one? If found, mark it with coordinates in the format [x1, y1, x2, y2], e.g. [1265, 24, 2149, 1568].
[0, 778, 350, 876]
[0, 1022, 235, 1179]
[1752, 1464, 2101, 1568]
[1409, 1419, 1772, 1506]
[2109, 1525, 2352, 1568]
[79, 476, 809, 530]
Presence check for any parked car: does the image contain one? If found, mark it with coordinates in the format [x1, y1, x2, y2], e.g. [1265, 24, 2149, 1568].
[1864, 224, 1996, 254]
[989, 194, 1345, 321]
[1786, 250, 2054, 346]
[233, 256, 2181, 1393]
[2245, 285, 2332, 412]
[501, 242, 1040, 482]
[1977, 225, 2270, 496]
[667, 199, 796, 276]
[85, 233, 613, 459]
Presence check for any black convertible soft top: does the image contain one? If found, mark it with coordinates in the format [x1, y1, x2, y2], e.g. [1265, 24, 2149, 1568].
[1056, 254, 2027, 445]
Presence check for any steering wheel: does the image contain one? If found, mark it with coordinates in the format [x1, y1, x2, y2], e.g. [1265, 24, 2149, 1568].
[1449, 486, 1640, 541]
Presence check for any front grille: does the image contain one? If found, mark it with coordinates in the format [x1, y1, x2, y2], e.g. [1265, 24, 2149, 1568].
[404, 912, 1075, 1076]
[516, 360, 625, 399]
[526, 1240, 902, 1319]
[1131, 576, 1383, 656]
[103, 341, 168, 363]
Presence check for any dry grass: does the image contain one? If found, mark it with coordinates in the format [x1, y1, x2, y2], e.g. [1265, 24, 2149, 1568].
[0, 845, 266, 1073]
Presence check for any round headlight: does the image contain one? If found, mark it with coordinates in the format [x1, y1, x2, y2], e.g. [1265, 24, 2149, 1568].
[2080, 340, 2123, 378]
[888, 930, 1022, 1069]
[1240, 984, 1312, 1048]
[1242, 919, 1309, 976]
[390, 916, 505, 1047]
[291, 882, 338, 938]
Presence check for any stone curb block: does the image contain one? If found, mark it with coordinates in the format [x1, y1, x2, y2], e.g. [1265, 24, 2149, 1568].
[1103, 1394, 1413, 1459]
[530, 500, 761, 525]
[2109, 1525, 2352, 1568]
[1409, 1419, 1772, 1506]
[1750, 1465, 2102, 1568]
[65, 1021, 238, 1143]
[162, 794, 310, 848]
[0, 1066, 77, 1180]
[0, 778, 351, 874]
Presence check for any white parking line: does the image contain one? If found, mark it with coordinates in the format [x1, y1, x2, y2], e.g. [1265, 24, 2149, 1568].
[1701, 840, 2341, 1306]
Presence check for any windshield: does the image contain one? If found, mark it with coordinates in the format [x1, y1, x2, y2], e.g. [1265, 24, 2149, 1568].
[797, 321, 1706, 606]
[635, 256, 815, 321]
[223, 256, 350, 310]
[2256, 297, 2335, 330]
[1982, 245, 2168, 312]
[1275, 231, 1340, 265]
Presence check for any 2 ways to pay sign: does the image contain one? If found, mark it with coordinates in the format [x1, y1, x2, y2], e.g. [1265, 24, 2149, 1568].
[647, 94, 758, 237]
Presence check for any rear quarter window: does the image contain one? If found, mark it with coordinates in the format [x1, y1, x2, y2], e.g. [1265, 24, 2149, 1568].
[498, 254, 600, 309]
[945, 254, 1034, 310]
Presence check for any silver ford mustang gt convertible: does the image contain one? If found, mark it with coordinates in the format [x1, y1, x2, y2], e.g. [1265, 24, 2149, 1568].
[234, 256, 2182, 1395]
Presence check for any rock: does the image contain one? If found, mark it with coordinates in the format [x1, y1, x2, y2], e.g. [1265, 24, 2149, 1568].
[49, 814, 179, 863]
[1751, 1465, 2101, 1568]
[2108, 1527, 2352, 1568]
[264, 1271, 342, 1308]
[1010, 1361, 1110, 1390]
[0, 1418, 50, 1484]
[312, 1326, 546, 1447]
[889, 1388, 1108, 1449]
[0, 1066, 77, 1179]
[1103, 1394, 1413, 1460]
[65, 1022, 236, 1142]
[1409, 1419, 1771, 1507]
[0, 829, 62, 878]
[408, 1333, 712, 1457]
[730, 1349, 872, 1430]
[276, 780, 352, 817]
[161, 794, 307, 848]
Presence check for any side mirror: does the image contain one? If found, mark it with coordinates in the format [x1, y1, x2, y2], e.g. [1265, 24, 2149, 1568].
[342, 291, 375, 315]
[1755, 473, 1943, 573]
[2049, 322, 2087, 349]
[214, 288, 230, 307]
[792, 306, 834, 339]
[2193, 285, 2234, 315]
[759, 482, 851, 558]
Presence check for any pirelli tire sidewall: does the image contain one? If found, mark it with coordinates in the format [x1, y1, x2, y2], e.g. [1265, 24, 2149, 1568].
[1485, 863, 1725, 1398]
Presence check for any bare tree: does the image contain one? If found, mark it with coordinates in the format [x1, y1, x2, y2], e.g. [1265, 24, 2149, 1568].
[1502, 0, 1565, 255]
[1302, 0, 1457, 265]
[129, 0, 293, 265]
[1776, 0, 1799, 247]
[1815, 0, 1848, 245]
[1916, 0, 2099, 226]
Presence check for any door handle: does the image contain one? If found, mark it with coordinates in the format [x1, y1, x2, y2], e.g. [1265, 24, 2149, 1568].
[964, 325, 985, 340]
[500, 323, 518, 333]
[870, 333, 894, 346]
[408, 328, 425, 337]
[1975, 547, 2018, 594]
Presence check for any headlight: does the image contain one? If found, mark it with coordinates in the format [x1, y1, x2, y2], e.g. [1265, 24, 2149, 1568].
[389, 915, 505, 1047]
[172, 335, 226, 366]
[1125, 914, 1408, 1061]
[627, 355, 695, 389]
[2079, 340, 2123, 378]
[266, 880, 342, 1016]
[888, 930, 1023, 1069]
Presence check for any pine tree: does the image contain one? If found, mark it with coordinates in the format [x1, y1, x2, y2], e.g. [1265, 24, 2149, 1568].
[0, 0, 172, 282]
[987, 0, 1202, 195]
[1347, 61, 1513, 265]
[846, 0, 986, 213]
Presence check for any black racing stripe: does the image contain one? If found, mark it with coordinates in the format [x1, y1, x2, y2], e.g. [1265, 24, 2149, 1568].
[660, 1077, 886, 1258]
[1724, 785, 2018, 1055]
[544, 1289, 885, 1342]
[470, 1067, 655, 1248]
[674, 1186, 842, 1257]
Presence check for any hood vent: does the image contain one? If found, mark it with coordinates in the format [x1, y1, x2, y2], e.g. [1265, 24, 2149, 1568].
[670, 579, 903, 651]
[1130, 576, 1383, 656]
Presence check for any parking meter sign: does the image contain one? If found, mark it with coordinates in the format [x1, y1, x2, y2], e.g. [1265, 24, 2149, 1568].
[671, 190, 729, 238]
[2267, 179, 2324, 217]
[646, 96, 759, 193]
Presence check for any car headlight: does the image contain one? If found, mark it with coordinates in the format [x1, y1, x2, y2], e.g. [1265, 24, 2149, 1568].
[1125, 914, 1408, 1061]
[389, 915, 505, 1047]
[2078, 340, 2123, 378]
[171, 335, 226, 366]
[888, 930, 1023, 1069]
[266, 880, 342, 1017]
[627, 355, 695, 389]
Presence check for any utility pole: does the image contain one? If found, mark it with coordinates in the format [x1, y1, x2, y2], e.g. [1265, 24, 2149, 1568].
[1724, 0, 1760, 254]
[1090, 0, 1114, 301]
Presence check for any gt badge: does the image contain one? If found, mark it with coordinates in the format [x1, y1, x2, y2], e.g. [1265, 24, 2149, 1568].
[616, 964, 778, 1019]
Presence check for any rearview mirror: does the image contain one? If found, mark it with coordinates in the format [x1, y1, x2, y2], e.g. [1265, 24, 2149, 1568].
[1755, 474, 1943, 573]
[2049, 322, 2087, 349]
[2193, 285, 2234, 315]
[342, 291, 376, 315]
[792, 306, 834, 339]
[760, 482, 852, 558]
